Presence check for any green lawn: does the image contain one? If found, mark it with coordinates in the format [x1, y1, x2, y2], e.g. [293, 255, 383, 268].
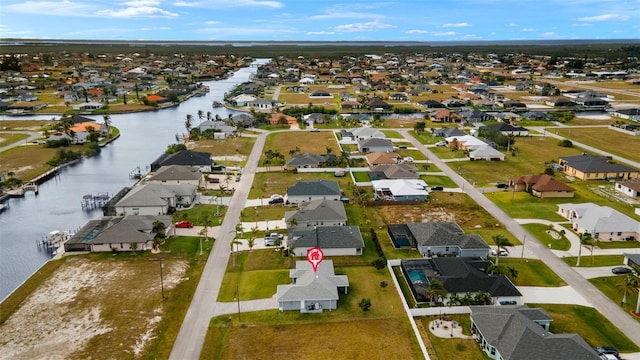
[528, 303, 639, 352]
[429, 146, 468, 160]
[553, 127, 640, 164]
[521, 223, 571, 251]
[563, 255, 625, 267]
[382, 130, 403, 138]
[420, 314, 487, 360]
[589, 276, 640, 320]
[353, 172, 370, 182]
[421, 175, 458, 188]
[248, 171, 354, 200]
[595, 240, 640, 249]
[408, 129, 440, 145]
[497, 258, 566, 287]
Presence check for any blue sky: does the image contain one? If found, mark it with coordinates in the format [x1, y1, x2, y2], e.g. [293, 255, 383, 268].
[1, 0, 638, 41]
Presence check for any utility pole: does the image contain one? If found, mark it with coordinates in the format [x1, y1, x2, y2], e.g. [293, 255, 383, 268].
[521, 234, 526, 258]
[236, 283, 241, 321]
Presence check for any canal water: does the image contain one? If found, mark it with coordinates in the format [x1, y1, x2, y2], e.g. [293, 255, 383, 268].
[0, 60, 267, 301]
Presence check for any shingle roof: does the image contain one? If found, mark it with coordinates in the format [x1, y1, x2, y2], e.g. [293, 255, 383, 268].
[560, 154, 637, 174]
[404, 222, 490, 250]
[287, 180, 341, 197]
[510, 174, 574, 192]
[284, 199, 347, 224]
[288, 226, 364, 249]
[150, 150, 212, 171]
[276, 260, 349, 302]
[470, 306, 599, 360]
[148, 165, 201, 182]
[427, 257, 521, 297]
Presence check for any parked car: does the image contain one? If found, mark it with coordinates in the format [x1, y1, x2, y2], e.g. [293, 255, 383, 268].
[211, 164, 226, 171]
[403, 156, 414, 162]
[265, 233, 284, 246]
[334, 170, 346, 177]
[496, 182, 508, 189]
[175, 220, 194, 228]
[435, 141, 447, 146]
[491, 249, 509, 256]
[594, 346, 619, 357]
[430, 186, 444, 191]
[309, 128, 320, 132]
[611, 267, 632, 275]
[268, 196, 284, 204]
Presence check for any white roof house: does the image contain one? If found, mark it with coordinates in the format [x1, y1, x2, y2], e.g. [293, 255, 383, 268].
[468, 145, 505, 161]
[445, 135, 487, 149]
[558, 203, 640, 241]
[371, 179, 429, 202]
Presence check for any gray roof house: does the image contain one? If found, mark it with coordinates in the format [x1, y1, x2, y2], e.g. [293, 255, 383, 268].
[559, 154, 639, 181]
[341, 127, 386, 142]
[64, 215, 172, 253]
[146, 165, 202, 186]
[276, 260, 349, 312]
[195, 120, 237, 138]
[284, 199, 347, 228]
[470, 305, 599, 360]
[115, 183, 197, 216]
[371, 179, 429, 201]
[284, 152, 338, 170]
[388, 222, 490, 258]
[401, 257, 522, 305]
[368, 163, 419, 180]
[357, 137, 394, 153]
[150, 150, 213, 172]
[287, 226, 364, 256]
[230, 113, 255, 128]
[286, 180, 341, 205]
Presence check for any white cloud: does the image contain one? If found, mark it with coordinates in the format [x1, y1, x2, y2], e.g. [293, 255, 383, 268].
[521, 28, 536, 32]
[204, 21, 221, 25]
[333, 21, 394, 32]
[173, 1, 200, 6]
[195, 26, 294, 35]
[123, 0, 160, 6]
[307, 31, 336, 35]
[405, 30, 457, 36]
[309, 11, 384, 20]
[3, 1, 95, 16]
[505, 23, 518, 27]
[406, 30, 429, 34]
[96, 6, 178, 18]
[577, 14, 629, 21]
[441, 22, 471, 28]
[203, 0, 284, 8]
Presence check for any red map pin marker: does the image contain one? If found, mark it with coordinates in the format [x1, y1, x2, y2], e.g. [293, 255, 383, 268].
[306, 247, 324, 273]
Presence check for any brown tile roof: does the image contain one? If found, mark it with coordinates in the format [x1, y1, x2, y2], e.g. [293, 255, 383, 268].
[366, 152, 399, 165]
[617, 178, 640, 192]
[511, 174, 574, 192]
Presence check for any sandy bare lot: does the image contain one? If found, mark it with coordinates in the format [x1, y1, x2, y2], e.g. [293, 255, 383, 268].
[0, 256, 187, 360]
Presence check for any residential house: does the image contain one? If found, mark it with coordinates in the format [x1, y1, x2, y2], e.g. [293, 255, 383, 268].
[445, 135, 487, 150]
[432, 109, 462, 123]
[371, 179, 429, 201]
[287, 226, 364, 256]
[115, 183, 197, 216]
[481, 123, 529, 136]
[284, 199, 348, 228]
[470, 306, 599, 360]
[304, 113, 329, 124]
[285, 152, 337, 170]
[616, 178, 640, 198]
[230, 94, 256, 106]
[388, 222, 490, 258]
[400, 258, 522, 305]
[613, 108, 640, 122]
[286, 180, 341, 205]
[195, 120, 237, 138]
[276, 260, 349, 312]
[368, 163, 419, 180]
[146, 165, 202, 186]
[365, 152, 400, 166]
[545, 97, 576, 108]
[557, 203, 640, 241]
[469, 146, 505, 161]
[357, 138, 394, 153]
[340, 127, 386, 142]
[73, 101, 104, 111]
[150, 150, 213, 172]
[417, 99, 446, 109]
[309, 89, 332, 98]
[574, 92, 609, 110]
[559, 154, 638, 181]
[8, 101, 47, 112]
[268, 112, 297, 125]
[389, 93, 409, 102]
[230, 113, 255, 128]
[63, 215, 172, 253]
[509, 174, 575, 198]
[499, 100, 527, 112]
[247, 98, 277, 110]
[432, 127, 466, 138]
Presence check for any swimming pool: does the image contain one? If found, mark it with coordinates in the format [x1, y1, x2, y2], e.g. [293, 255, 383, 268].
[407, 269, 427, 284]
[391, 234, 411, 248]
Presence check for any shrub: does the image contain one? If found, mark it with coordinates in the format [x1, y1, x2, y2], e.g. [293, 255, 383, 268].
[379, 280, 388, 288]
[544, 167, 555, 176]
[358, 298, 372, 311]
[371, 258, 386, 270]
[558, 139, 573, 147]
[369, 229, 386, 260]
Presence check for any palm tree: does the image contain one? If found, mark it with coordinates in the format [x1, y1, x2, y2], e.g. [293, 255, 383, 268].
[617, 274, 638, 306]
[230, 238, 243, 268]
[207, 111, 212, 121]
[102, 114, 111, 135]
[185, 114, 193, 133]
[197, 110, 204, 123]
[576, 232, 593, 267]
[492, 234, 513, 267]
[426, 279, 447, 304]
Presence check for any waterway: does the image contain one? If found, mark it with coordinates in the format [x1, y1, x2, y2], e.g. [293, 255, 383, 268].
[0, 60, 267, 302]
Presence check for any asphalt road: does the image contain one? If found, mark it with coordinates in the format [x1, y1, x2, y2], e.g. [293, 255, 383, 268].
[0, 131, 42, 153]
[169, 131, 267, 360]
[398, 128, 640, 348]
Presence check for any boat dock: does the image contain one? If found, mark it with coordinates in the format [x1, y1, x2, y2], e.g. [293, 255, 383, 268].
[81, 192, 111, 210]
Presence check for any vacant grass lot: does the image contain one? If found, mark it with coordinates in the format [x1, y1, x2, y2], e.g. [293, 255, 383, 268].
[248, 171, 354, 199]
[553, 127, 640, 164]
[0, 236, 211, 359]
[452, 136, 583, 186]
[528, 304, 639, 352]
[563, 255, 624, 267]
[498, 258, 566, 287]
[521, 223, 571, 250]
[261, 131, 339, 165]
[191, 136, 255, 161]
[203, 266, 423, 359]
[0, 145, 58, 180]
[589, 276, 640, 320]
[420, 175, 457, 188]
